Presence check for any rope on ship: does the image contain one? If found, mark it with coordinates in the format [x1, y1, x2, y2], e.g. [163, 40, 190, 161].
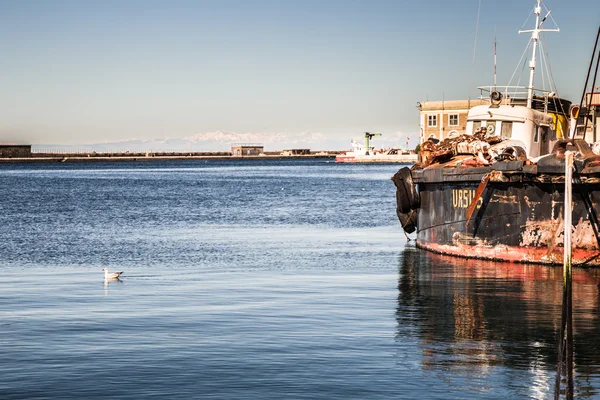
[571, 24, 600, 140]
[573, 23, 600, 265]
[573, 164, 600, 266]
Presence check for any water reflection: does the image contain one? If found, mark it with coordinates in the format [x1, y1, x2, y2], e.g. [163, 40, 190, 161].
[397, 248, 600, 398]
[103, 277, 122, 296]
[555, 258, 574, 400]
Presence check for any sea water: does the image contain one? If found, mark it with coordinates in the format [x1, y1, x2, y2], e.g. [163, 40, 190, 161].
[1, 159, 600, 399]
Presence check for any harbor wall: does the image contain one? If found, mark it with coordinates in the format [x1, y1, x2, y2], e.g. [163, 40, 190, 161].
[0, 151, 338, 163]
[0, 145, 32, 158]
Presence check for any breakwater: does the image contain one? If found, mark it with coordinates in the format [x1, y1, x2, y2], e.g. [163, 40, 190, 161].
[0, 151, 338, 163]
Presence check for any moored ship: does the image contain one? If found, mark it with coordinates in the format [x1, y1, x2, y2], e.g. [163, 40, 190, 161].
[392, 1, 600, 266]
[336, 132, 417, 163]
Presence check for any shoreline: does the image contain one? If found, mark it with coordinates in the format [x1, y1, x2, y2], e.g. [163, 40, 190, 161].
[0, 154, 337, 163]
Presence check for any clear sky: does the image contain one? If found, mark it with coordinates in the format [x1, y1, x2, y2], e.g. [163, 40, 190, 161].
[0, 0, 598, 149]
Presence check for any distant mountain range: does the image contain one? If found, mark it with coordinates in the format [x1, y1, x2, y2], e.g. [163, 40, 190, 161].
[32, 130, 415, 153]
[33, 131, 333, 153]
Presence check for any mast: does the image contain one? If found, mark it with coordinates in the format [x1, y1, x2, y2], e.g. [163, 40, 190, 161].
[518, 0, 559, 108]
[494, 26, 497, 90]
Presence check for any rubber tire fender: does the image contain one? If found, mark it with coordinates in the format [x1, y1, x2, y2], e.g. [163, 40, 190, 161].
[397, 209, 417, 234]
[395, 186, 411, 215]
[392, 167, 420, 213]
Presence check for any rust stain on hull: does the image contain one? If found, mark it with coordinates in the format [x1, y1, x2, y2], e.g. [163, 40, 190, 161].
[520, 218, 598, 250]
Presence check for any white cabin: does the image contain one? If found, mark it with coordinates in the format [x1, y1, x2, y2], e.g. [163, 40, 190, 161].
[466, 103, 554, 158]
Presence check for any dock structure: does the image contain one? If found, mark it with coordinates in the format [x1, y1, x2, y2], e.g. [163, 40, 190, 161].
[281, 149, 311, 156]
[0, 143, 340, 162]
[231, 143, 264, 157]
[0, 150, 336, 163]
[0, 144, 32, 158]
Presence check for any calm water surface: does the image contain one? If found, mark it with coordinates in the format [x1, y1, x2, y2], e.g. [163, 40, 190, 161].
[1, 159, 600, 399]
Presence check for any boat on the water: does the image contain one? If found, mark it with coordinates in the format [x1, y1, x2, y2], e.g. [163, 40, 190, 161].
[336, 132, 417, 163]
[392, 0, 600, 266]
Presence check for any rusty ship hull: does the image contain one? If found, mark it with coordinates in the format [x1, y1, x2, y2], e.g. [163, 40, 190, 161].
[392, 0, 600, 266]
[405, 160, 600, 266]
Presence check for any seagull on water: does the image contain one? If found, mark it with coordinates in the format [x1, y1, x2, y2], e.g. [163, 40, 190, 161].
[102, 268, 124, 280]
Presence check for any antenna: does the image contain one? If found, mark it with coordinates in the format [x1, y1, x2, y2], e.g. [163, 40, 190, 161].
[469, 0, 482, 100]
[494, 26, 497, 90]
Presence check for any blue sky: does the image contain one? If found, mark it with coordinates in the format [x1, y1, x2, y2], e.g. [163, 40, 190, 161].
[0, 0, 598, 150]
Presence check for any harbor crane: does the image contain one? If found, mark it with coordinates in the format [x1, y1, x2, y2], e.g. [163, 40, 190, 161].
[364, 132, 382, 155]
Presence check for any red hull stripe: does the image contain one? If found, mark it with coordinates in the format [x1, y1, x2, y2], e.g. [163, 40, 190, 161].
[417, 241, 600, 266]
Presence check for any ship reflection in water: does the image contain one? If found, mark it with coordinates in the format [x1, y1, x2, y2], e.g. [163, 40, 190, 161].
[396, 247, 600, 398]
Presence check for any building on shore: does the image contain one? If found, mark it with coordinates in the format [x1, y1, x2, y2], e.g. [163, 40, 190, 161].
[583, 91, 600, 143]
[281, 149, 310, 156]
[418, 99, 491, 143]
[231, 144, 264, 156]
[0, 144, 32, 158]
[419, 92, 600, 144]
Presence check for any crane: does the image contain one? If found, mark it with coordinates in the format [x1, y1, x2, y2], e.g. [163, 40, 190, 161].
[364, 132, 382, 155]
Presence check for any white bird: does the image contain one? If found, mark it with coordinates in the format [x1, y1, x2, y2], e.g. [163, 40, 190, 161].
[102, 268, 124, 280]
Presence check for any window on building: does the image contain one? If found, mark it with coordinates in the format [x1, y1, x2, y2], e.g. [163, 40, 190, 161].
[428, 115, 437, 127]
[501, 122, 513, 138]
[449, 114, 459, 126]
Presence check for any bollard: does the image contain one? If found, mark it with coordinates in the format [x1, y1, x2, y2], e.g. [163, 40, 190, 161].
[564, 151, 574, 399]
[555, 150, 575, 400]
[554, 151, 574, 400]
[564, 151, 573, 274]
